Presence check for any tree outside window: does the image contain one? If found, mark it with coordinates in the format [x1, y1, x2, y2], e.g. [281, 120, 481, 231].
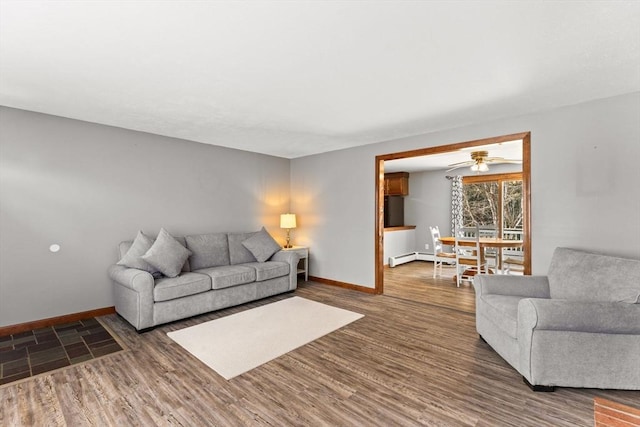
[462, 173, 523, 238]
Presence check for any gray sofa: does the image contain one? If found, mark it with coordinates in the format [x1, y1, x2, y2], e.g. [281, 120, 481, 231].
[474, 247, 640, 391]
[108, 231, 299, 331]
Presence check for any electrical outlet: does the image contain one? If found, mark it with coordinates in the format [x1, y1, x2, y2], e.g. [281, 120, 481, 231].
[425, 243, 429, 250]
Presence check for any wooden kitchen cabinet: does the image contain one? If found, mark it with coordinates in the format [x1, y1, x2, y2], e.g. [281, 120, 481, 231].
[384, 172, 409, 196]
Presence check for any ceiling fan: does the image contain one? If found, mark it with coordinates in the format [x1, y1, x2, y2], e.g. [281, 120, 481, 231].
[446, 150, 522, 172]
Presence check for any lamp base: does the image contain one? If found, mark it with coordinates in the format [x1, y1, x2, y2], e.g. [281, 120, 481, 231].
[284, 229, 292, 249]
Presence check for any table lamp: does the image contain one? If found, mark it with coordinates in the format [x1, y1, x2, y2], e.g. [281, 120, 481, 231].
[280, 213, 297, 248]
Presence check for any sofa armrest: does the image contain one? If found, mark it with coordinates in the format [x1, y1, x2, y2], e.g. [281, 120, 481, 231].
[518, 299, 640, 334]
[269, 250, 300, 290]
[108, 264, 155, 330]
[269, 250, 297, 264]
[108, 264, 154, 294]
[474, 274, 550, 298]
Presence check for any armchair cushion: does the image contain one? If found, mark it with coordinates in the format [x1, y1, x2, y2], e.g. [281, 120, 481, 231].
[479, 295, 521, 339]
[242, 227, 282, 262]
[142, 228, 192, 278]
[548, 247, 640, 302]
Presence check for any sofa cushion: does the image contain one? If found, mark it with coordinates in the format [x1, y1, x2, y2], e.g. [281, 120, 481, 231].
[228, 232, 258, 265]
[244, 261, 289, 282]
[479, 294, 523, 339]
[195, 265, 256, 290]
[242, 227, 282, 262]
[185, 233, 230, 270]
[548, 248, 640, 302]
[117, 230, 160, 276]
[153, 272, 211, 302]
[142, 228, 192, 278]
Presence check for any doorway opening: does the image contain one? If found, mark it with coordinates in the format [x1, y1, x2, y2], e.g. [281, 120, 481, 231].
[374, 132, 531, 294]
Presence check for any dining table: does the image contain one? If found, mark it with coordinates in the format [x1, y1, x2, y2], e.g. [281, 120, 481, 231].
[438, 236, 524, 273]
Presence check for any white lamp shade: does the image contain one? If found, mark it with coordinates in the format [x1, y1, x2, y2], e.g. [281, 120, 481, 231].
[280, 213, 297, 229]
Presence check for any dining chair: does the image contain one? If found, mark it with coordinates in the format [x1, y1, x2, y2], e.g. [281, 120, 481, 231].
[502, 239, 525, 274]
[503, 256, 524, 274]
[479, 226, 499, 270]
[456, 227, 477, 257]
[429, 226, 456, 278]
[454, 225, 487, 286]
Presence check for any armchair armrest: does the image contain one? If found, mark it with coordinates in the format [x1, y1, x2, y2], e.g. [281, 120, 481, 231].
[517, 298, 640, 386]
[269, 250, 300, 290]
[518, 299, 640, 334]
[474, 274, 550, 298]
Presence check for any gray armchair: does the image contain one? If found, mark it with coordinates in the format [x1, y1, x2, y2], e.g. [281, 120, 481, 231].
[474, 247, 640, 391]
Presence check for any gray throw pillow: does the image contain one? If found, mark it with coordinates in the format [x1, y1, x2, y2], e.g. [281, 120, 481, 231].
[117, 230, 160, 275]
[228, 232, 258, 265]
[142, 228, 192, 278]
[241, 227, 282, 262]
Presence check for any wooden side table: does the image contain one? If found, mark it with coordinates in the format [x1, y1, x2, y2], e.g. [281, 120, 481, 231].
[283, 246, 308, 281]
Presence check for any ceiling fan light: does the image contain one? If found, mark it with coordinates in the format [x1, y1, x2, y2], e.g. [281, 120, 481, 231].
[471, 161, 489, 172]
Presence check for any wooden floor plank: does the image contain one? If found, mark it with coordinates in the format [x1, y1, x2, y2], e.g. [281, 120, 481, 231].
[0, 261, 638, 426]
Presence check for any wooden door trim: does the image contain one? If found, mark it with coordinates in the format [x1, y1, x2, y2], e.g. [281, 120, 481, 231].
[375, 131, 532, 294]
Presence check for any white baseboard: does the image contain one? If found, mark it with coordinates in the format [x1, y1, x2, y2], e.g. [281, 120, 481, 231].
[388, 252, 417, 267]
[415, 252, 435, 262]
[388, 251, 442, 267]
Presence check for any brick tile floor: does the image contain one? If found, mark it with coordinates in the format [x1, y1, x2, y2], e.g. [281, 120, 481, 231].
[0, 318, 123, 385]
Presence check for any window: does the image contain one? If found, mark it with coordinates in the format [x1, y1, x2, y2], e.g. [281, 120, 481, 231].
[462, 173, 523, 239]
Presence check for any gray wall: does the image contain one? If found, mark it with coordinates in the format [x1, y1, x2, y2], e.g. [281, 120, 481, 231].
[405, 169, 453, 254]
[2, 92, 638, 323]
[383, 229, 416, 264]
[291, 92, 640, 288]
[0, 107, 290, 326]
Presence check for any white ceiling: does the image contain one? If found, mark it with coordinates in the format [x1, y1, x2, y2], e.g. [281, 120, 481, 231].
[1, 1, 639, 159]
[384, 139, 522, 173]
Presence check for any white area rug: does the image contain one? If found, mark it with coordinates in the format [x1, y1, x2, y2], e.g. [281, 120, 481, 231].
[167, 296, 364, 380]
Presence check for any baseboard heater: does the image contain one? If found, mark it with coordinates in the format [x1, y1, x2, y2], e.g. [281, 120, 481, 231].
[388, 251, 438, 267]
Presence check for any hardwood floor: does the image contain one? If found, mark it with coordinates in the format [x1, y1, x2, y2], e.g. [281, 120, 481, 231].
[1, 263, 638, 426]
[384, 260, 476, 314]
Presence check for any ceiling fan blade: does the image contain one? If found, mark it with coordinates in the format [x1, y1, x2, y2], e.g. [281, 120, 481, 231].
[485, 157, 522, 164]
[447, 152, 521, 172]
[447, 160, 474, 168]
